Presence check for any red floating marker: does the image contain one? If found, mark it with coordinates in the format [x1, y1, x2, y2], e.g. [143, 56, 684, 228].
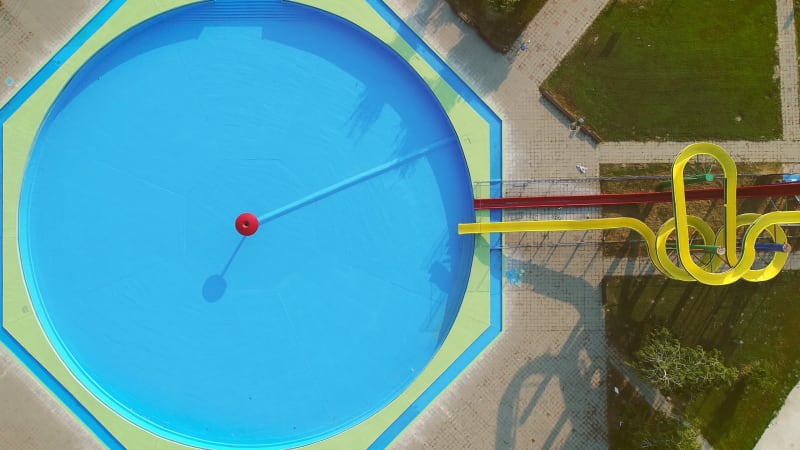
[235, 212, 259, 236]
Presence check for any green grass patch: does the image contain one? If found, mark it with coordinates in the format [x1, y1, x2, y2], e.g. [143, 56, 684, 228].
[443, 0, 547, 53]
[604, 273, 800, 449]
[543, 0, 781, 141]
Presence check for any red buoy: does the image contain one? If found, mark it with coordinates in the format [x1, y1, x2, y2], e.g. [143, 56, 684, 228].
[235, 212, 259, 236]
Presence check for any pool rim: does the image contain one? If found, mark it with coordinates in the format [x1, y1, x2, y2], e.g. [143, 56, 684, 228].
[19, 1, 476, 446]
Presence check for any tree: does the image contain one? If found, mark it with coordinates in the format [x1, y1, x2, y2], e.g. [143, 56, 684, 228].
[488, 0, 521, 13]
[630, 328, 738, 393]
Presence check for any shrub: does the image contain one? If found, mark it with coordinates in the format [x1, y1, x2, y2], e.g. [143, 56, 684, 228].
[631, 328, 739, 394]
[632, 412, 702, 450]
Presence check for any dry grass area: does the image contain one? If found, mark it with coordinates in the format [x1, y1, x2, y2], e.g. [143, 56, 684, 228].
[599, 162, 795, 257]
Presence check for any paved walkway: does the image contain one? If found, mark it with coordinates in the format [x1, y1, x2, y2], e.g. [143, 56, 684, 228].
[0, 347, 102, 449]
[755, 382, 800, 449]
[601, 140, 800, 164]
[0, 0, 104, 106]
[778, 0, 800, 140]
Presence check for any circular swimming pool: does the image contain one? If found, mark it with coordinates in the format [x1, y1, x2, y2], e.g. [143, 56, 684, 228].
[19, 0, 474, 448]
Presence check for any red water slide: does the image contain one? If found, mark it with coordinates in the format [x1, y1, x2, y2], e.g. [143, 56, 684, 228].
[475, 183, 800, 210]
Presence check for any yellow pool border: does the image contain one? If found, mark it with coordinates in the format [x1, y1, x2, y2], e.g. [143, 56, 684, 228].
[1, 1, 499, 448]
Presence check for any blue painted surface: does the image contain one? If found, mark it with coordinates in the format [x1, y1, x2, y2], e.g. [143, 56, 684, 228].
[506, 268, 524, 286]
[782, 174, 800, 183]
[17, 0, 476, 448]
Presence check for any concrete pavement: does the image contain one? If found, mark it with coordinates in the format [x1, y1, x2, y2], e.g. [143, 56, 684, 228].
[0, 347, 103, 449]
[0, 0, 105, 106]
[777, 0, 800, 140]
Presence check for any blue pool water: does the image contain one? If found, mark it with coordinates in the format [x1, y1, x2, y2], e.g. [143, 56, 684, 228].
[19, 1, 474, 448]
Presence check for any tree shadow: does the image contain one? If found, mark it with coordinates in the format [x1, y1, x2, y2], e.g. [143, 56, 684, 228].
[424, 230, 476, 346]
[785, 8, 796, 30]
[408, 0, 454, 32]
[703, 378, 748, 443]
[445, 29, 512, 97]
[399, 0, 513, 97]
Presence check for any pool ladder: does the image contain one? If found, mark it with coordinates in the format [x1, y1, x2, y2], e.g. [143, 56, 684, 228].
[179, 0, 303, 22]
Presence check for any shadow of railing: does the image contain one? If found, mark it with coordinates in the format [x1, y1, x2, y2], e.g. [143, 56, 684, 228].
[496, 248, 607, 448]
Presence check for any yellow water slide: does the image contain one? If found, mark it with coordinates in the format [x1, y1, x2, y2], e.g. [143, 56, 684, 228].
[459, 143, 800, 285]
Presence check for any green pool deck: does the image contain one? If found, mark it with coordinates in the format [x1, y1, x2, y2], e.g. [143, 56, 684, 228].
[1, 0, 496, 448]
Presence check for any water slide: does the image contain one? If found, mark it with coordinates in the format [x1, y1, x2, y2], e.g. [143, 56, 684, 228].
[459, 143, 800, 285]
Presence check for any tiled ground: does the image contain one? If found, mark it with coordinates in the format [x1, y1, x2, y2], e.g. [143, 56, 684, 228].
[0, 346, 103, 449]
[0, 0, 105, 106]
[392, 243, 606, 450]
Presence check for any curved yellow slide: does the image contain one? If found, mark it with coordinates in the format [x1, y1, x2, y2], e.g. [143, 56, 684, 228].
[459, 143, 800, 285]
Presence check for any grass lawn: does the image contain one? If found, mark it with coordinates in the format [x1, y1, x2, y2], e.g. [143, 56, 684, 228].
[543, 0, 781, 141]
[443, 0, 547, 53]
[604, 272, 800, 449]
